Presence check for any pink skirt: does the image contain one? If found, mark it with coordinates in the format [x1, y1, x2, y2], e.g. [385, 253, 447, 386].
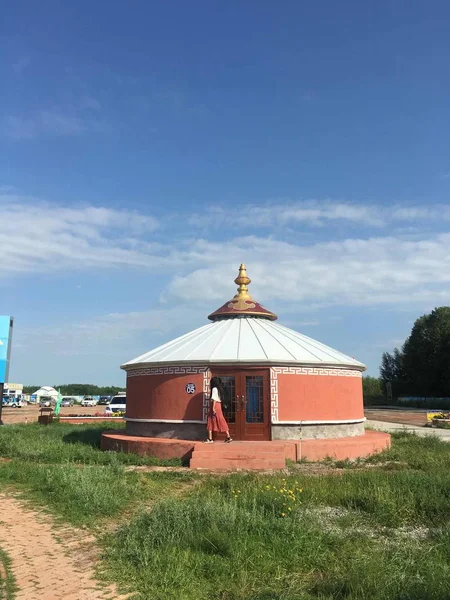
[207, 402, 229, 432]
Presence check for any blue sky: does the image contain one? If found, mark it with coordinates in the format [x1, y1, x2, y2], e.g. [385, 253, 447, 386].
[1, 0, 450, 385]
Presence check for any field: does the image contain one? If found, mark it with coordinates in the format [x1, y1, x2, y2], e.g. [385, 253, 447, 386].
[0, 423, 450, 599]
[0, 404, 109, 425]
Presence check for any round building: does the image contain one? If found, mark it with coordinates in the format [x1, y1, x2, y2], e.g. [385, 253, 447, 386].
[121, 264, 367, 442]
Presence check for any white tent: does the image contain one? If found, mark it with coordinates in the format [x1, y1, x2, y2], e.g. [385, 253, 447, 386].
[32, 386, 59, 400]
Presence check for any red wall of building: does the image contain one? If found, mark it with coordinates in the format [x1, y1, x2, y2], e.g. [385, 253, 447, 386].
[126, 373, 205, 420]
[277, 373, 364, 421]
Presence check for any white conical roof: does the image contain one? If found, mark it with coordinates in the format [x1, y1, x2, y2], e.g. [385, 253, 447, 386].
[122, 317, 365, 371]
[33, 386, 59, 397]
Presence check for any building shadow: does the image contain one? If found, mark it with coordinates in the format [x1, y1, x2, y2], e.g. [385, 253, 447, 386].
[63, 426, 113, 448]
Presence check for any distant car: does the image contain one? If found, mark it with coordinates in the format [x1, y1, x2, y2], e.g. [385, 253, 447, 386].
[81, 397, 97, 407]
[60, 398, 74, 407]
[97, 396, 111, 405]
[40, 397, 55, 408]
[2, 398, 24, 408]
[105, 393, 126, 415]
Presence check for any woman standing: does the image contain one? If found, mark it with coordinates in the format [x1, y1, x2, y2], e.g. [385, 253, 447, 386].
[205, 376, 232, 443]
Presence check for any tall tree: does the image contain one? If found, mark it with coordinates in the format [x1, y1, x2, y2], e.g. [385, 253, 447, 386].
[381, 307, 450, 397]
[380, 348, 404, 383]
[402, 307, 450, 396]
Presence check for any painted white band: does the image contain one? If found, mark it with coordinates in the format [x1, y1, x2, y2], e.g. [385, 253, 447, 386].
[125, 418, 206, 424]
[274, 418, 366, 425]
[124, 417, 365, 425]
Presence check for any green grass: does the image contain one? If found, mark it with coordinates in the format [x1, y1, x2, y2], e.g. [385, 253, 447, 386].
[0, 548, 16, 600]
[366, 430, 450, 472]
[0, 422, 182, 466]
[0, 422, 188, 527]
[2, 426, 450, 599]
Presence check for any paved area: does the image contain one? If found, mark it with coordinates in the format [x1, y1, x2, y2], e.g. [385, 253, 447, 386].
[367, 420, 450, 441]
[0, 493, 129, 599]
[1, 405, 106, 425]
[364, 408, 429, 426]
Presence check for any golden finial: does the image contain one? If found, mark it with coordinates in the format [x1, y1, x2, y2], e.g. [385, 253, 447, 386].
[207, 263, 278, 321]
[234, 263, 252, 299]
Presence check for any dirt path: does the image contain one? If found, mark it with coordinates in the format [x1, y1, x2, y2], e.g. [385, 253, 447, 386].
[0, 492, 130, 600]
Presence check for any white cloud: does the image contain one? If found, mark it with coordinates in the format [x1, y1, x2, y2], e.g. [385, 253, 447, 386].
[190, 200, 450, 229]
[3, 111, 84, 140]
[0, 195, 160, 276]
[3, 92, 103, 140]
[165, 233, 450, 308]
[16, 306, 197, 356]
[3, 193, 450, 313]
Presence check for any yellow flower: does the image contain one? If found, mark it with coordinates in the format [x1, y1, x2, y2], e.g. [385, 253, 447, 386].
[266, 485, 270, 489]
[281, 512, 286, 517]
[288, 507, 292, 511]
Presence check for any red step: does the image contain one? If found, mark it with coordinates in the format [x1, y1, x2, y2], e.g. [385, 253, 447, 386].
[190, 443, 286, 470]
[193, 441, 290, 452]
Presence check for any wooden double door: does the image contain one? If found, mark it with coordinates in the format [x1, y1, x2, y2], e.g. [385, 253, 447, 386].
[212, 370, 270, 441]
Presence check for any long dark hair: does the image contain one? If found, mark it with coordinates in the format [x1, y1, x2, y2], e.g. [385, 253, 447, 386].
[210, 376, 224, 401]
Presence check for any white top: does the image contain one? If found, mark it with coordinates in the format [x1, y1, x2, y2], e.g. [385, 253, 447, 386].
[32, 386, 59, 398]
[211, 387, 221, 402]
[122, 317, 365, 371]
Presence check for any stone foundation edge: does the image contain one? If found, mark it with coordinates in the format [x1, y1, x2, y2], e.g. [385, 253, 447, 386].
[101, 430, 391, 466]
[126, 421, 205, 440]
[271, 421, 365, 440]
[125, 420, 365, 441]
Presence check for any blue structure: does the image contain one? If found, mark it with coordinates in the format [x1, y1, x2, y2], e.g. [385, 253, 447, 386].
[0, 316, 14, 383]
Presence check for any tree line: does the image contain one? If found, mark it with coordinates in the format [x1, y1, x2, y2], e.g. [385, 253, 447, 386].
[22, 384, 125, 396]
[361, 307, 450, 403]
[380, 307, 450, 398]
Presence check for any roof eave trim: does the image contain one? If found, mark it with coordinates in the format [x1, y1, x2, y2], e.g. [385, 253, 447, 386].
[121, 359, 366, 372]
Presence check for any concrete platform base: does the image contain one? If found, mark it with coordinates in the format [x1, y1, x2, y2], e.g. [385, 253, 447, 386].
[101, 430, 391, 470]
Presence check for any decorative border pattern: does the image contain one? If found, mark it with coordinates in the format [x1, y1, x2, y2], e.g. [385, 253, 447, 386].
[127, 366, 208, 377]
[271, 367, 363, 378]
[270, 368, 279, 423]
[270, 367, 362, 424]
[202, 370, 211, 422]
[275, 418, 365, 425]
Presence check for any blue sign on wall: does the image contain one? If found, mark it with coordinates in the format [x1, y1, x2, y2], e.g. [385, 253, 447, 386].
[0, 316, 14, 383]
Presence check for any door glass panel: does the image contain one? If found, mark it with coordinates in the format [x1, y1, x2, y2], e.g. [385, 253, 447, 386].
[220, 376, 236, 424]
[245, 376, 264, 423]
